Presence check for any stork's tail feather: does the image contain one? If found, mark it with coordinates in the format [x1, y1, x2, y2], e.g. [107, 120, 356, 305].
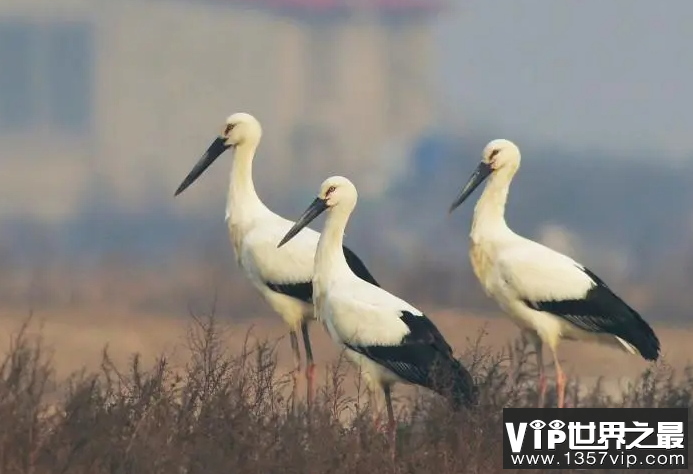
[618, 306, 661, 361]
[628, 318, 661, 362]
[582, 268, 661, 362]
[430, 356, 478, 411]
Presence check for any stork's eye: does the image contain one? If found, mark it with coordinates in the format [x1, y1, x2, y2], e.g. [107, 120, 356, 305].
[224, 123, 235, 135]
[326, 186, 337, 196]
[489, 149, 501, 160]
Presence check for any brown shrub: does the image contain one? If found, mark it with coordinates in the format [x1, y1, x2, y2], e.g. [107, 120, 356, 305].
[0, 314, 691, 474]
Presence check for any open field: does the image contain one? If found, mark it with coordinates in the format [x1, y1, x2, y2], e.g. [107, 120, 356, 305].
[1, 305, 692, 474]
[2, 303, 693, 399]
[1, 263, 692, 473]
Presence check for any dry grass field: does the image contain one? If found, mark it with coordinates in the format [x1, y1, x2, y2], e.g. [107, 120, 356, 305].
[2, 303, 692, 392]
[1, 264, 692, 473]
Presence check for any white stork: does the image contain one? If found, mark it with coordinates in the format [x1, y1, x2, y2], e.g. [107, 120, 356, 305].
[448, 139, 661, 408]
[278, 176, 477, 449]
[174, 113, 380, 407]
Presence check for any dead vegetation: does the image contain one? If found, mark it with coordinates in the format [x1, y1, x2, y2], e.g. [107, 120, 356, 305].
[0, 313, 691, 474]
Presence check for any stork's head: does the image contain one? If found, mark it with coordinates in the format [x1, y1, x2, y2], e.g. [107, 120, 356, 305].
[318, 176, 358, 209]
[277, 176, 358, 248]
[221, 112, 263, 147]
[448, 139, 521, 213]
[482, 139, 520, 170]
[174, 112, 262, 196]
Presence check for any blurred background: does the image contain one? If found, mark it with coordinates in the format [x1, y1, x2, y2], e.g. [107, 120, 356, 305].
[1, 0, 692, 382]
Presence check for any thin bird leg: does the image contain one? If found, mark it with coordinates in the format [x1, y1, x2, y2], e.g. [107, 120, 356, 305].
[533, 339, 547, 408]
[301, 321, 315, 408]
[384, 385, 396, 459]
[362, 374, 384, 431]
[551, 349, 567, 408]
[289, 329, 301, 411]
[368, 386, 383, 430]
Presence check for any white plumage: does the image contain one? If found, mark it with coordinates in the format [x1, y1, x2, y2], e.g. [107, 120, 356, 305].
[174, 113, 379, 407]
[449, 139, 661, 409]
[279, 176, 476, 449]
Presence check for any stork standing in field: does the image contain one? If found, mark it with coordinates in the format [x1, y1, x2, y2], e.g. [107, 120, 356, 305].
[448, 139, 661, 408]
[174, 113, 380, 407]
[278, 176, 477, 449]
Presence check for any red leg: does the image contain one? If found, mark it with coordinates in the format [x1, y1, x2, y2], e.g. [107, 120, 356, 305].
[557, 368, 567, 409]
[301, 321, 315, 408]
[552, 350, 567, 409]
[534, 338, 546, 408]
[289, 329, 301, 413]
[538, 371, 547, 408]
[524, 330, 547, 408]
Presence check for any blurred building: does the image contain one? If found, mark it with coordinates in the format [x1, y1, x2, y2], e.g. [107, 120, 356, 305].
[0, 0, 444, 222]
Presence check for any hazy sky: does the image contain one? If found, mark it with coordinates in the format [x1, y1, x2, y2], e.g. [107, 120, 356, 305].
[435, 1, 693, 159]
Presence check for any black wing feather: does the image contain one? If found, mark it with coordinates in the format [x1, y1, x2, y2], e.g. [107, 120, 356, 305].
[523, 266, 660, 361]
[265, 281, 312, 304]
[346, 311, 476, 409]
[343, 245, 380, 287]
[265, 246, 378, 303]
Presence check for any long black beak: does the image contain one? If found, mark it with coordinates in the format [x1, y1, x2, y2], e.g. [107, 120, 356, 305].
[448, 161, 493, 214]
[174, 136, 231, 196]
[277, 197, 328, 248]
